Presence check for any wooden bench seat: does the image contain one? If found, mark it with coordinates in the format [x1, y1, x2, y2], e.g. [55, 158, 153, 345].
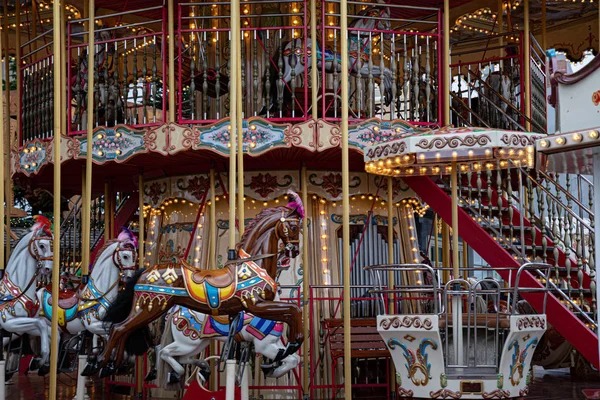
[324, 318, 390, 360]
[438, 313, 511, 329]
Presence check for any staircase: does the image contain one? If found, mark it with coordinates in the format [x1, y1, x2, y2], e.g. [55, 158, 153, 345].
[404, 168, 597, 367]
[60, 192, 138, 272]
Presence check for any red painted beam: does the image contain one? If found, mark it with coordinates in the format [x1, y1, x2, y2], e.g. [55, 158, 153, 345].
[89, 192, 140, 264]
[404, 176, 599, 368]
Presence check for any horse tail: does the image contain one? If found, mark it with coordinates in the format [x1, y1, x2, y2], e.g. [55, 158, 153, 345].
[157, 310, 177, 389]
[102, 270, 151, 356]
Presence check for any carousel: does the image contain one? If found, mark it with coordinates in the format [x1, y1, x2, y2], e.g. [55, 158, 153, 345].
[0, 0, 597, 398]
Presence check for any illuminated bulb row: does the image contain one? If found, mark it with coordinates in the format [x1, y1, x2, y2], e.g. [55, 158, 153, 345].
[539, 130, 598, 149]
[319, 204, 331, 285]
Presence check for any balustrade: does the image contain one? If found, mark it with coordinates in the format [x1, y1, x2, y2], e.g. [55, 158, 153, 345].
[67, 7, 166, 136]
[21, 29, 55, 144]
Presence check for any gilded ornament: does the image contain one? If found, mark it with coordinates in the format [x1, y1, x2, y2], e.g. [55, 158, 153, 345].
[162, 265, 178, 285]
[147, 269, 161, 284]
[497, 373, 504, 389]
[440, 373, 447, 388]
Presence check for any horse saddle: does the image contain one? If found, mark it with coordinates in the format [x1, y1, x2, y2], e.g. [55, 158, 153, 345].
[191, 266, 236, 288]
[45, 285, 79, 309]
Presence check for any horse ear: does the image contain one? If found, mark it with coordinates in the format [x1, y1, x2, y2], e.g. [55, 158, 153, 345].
[238, 248, 251, 259]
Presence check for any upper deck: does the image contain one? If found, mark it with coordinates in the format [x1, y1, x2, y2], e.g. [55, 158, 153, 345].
[19, 0, 442, 145]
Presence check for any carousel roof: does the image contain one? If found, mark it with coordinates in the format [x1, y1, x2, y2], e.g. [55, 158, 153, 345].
[364, 126, 542, 177]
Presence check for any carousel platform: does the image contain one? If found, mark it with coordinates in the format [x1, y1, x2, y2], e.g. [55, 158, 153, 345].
[2, 367, 598, 399]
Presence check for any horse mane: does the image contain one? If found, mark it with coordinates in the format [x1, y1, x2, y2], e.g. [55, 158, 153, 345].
[237, 206, 294, 250]
[89, 239, 119, 272]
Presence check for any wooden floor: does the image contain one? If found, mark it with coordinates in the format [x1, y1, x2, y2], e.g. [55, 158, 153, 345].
[4, 367, 599, 399]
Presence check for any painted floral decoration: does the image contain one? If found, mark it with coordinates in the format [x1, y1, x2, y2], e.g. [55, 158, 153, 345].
[592, 90, 600, 106]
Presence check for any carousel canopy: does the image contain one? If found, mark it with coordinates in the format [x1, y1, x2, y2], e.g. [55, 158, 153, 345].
[364, 126, 541, 177]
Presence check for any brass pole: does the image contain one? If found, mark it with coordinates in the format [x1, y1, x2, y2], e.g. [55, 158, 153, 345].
[340, 0, 351, 395]
[462, 242, 469, 280]
[541, 0, 547, 50]
[301, 165, 309, 396]
[442, 222, 450, 282]
[451, 162, 459, 279]
[387, 176, 394, 304]
[498, 0, 504, 49]
[3, 0, 11, 260]
[523, 0, 531, 131]
[209, 168, 216, 269]
[168, 0, 175, 122]
[443, 0, 450, 125]
[49, 0, 63, 396]
[310, 0, 318, 119]
[0, 26, 4, 268]
[104, 182, 110, 241]
[81, 0, 95, 278]
[60, 0, 67, 135]
[136, 171, 145, 395]
[434, 214, 439, 269]
[32, 0, 38, 59]
[228, 0, 239, 256]
[139, 172, 145, 269]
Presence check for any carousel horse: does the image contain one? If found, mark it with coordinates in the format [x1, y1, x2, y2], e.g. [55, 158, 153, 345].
[70, 26, 124, 128]
[260, 2, 394, 115]
[85, 197, 305, 378]
[0, 216, 54, 367]
[481, 61, 521, 129]
[32, 227, 138, 374]
[155, 196, 305, 386]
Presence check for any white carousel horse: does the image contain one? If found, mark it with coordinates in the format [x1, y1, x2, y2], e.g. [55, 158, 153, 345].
[157, 302, 300, 387]
[261, 2, 394, 114]
[33, 228, 138, 362]
[0, 216, 54, 366]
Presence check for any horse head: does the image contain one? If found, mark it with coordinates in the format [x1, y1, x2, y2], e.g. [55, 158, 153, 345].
[30, 215, 54, 277]
[115, 227, 139, 281]
[273, 190, 305, 272]
[349, 3, 392, 37]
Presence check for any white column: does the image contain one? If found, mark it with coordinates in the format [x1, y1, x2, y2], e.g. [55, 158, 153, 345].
[75, 355, 90, 400]
[594, 152, 600, 368]
[225, 359, 237, 400]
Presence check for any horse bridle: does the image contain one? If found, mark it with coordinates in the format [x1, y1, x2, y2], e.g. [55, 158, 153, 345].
[275, 211, 301, 246]
[28, 235, 53, 269]
[112, 245, 138, 273]
[80, 244, 138, 305]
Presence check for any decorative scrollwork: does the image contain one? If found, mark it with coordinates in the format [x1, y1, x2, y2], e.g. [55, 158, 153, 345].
[388, 338, 438, 386]
[284, 125, 303, 146]
[500, 133, 542, 147]
[397, 387, 414, 397]
[519, 387, 529, 396]
[379, 316, 433, 330]
[516, 316, 546, 330]
[481, 389, 511, 399]
[430, 388, 463, 399]
[415, 134, 491, 150]
[508, 337, 539, 386]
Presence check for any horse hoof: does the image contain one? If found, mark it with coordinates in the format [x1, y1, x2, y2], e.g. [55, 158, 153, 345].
[38, 364, 50, 376]
[99, 364, 116, 379]
[116, 365, 131, 375]
[5, 372, 14, 382]
[260, 361, 279, 378]
[167, 371, 180, 384]
[29, 358, 41, 372]
[144, 368, 157, 382]
[197, 361, 211, 383]
[273, 348, 286, 363]
[280, 342, 301, 360]
[80, 362, 99, 377]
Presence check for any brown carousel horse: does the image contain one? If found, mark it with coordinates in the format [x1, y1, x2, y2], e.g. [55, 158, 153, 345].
[85, 193, 305, 377]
